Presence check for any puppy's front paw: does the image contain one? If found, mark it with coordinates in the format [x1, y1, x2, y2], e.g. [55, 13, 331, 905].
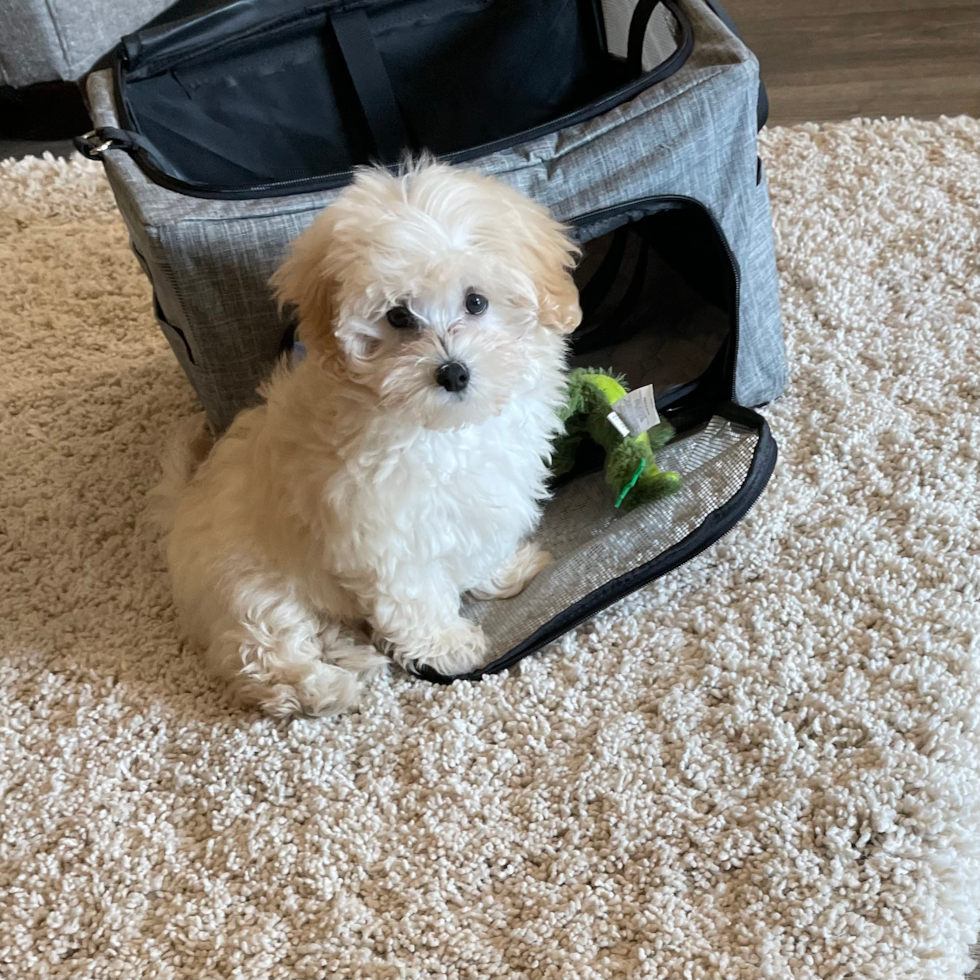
[394, 620, 488, 678]
[470, 541, 552, 600]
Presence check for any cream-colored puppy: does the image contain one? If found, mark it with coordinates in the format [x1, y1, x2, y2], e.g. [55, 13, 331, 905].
[155, 162, 580, 717]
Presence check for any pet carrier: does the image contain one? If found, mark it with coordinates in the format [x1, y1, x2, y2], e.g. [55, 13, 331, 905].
[79, 0, 786, 681]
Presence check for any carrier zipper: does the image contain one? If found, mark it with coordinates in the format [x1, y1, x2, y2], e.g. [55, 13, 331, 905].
[76, 130, 116, 157]
[102, 0, 693, 200]
[75, 129, 138, 160]
[570, 195, 742, 401]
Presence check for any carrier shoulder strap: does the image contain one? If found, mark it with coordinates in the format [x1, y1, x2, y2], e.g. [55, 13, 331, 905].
[331, 9, 410, 163]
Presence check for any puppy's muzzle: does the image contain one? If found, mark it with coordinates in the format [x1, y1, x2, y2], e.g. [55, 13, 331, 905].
[435, 360, 470, 393]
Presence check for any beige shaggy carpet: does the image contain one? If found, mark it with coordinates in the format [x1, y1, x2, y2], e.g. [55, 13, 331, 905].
[1, 116, 978, 980]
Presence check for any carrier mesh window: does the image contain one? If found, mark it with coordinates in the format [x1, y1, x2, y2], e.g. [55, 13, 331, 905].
[463, 415, 759, 660]
[602, 0, 683, 66]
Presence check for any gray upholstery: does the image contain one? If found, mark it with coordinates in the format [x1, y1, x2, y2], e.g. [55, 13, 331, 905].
[87, 0, 786, 433]
[0, 0, 175, 87]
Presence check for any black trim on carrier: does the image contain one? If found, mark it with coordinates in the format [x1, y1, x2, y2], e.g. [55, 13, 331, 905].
[75, 0, 694, 200]
[415, 403, 777, 684]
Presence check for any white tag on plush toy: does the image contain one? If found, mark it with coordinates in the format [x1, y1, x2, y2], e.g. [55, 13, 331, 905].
[615, 385, 660, 436]
[606, 410, 630, 438]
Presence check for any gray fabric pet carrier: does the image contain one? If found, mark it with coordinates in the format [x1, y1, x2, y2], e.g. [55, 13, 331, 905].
[80, 0, 786, 681]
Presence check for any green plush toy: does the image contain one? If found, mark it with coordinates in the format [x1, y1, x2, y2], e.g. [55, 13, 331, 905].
[552, 368, 682, 512]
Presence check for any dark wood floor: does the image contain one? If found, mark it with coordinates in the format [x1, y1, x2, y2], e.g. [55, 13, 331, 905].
[725, 0, 978, 125]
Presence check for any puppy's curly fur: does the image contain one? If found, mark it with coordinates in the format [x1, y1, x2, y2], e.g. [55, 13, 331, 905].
[154, 162, 580, 716]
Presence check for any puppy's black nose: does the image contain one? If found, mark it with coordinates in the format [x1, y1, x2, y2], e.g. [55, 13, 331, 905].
[435, 361, 469, 393]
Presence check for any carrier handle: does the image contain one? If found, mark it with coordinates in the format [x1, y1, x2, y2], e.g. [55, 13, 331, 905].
[331, 9, 410, 164]
[627, 0, 664, 75]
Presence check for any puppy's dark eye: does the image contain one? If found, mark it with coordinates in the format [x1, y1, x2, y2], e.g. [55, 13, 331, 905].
[386, 305, 417, 329]
[465, 292, 488, 316]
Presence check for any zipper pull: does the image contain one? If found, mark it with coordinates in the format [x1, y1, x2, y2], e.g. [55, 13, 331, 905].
[73, 128, 137, 161]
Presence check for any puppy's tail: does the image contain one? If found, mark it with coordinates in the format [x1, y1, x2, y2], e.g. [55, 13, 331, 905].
[146, 413, 213, 535]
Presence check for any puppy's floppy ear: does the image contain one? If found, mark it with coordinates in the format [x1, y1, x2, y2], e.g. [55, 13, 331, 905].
[514, 198, 582, 335]
[270, 210, 339, 357]
[536, 258, 583, 335]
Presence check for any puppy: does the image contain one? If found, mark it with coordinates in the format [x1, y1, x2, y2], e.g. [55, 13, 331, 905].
[155, 161, 581, 717]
